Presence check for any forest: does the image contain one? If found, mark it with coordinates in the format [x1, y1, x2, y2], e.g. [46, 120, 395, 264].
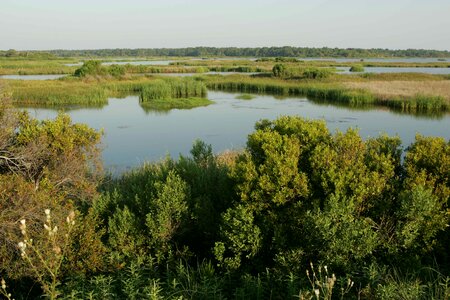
[1, 46, 450, 58]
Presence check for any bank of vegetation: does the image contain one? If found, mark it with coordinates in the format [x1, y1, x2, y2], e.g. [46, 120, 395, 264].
[204, 72, 450, 114]
[2, 65, 449, 116]
[2, 62, 212, 110]
[0, 86, 449, 299]
[14, 46, 449, 58]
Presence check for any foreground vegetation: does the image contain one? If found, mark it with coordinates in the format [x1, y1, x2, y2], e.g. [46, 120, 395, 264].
[1, 79, 449, 299]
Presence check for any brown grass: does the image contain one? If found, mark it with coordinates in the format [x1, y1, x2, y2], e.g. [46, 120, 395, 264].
[343, 80, 450, 101]
[216, 149, 242, 167]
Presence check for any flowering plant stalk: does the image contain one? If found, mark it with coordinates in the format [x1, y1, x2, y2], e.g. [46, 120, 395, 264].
[0, 277, 13, 300]
[17, 209, 76, 300]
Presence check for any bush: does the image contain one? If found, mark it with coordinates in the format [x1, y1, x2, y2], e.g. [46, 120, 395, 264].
[349, 65, 365, 72]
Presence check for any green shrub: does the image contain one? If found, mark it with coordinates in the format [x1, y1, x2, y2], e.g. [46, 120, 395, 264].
[349, 65, 365, 72]
[74, 60, 104, 77]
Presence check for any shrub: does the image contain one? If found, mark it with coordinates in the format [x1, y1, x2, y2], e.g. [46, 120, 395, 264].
[349, 65, 365, 72]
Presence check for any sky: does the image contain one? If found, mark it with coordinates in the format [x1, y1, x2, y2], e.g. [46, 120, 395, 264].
[1, 0, 449, 51]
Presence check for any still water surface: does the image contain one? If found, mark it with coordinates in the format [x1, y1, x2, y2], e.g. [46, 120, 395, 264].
[0, 74, 67, 80]
[21, 91, 450, 173]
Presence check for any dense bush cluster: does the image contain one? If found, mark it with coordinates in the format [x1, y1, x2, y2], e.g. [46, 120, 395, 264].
[74, 60, 126, 77]
[1, 89, 449, 299]
[272, 64, 333, 79]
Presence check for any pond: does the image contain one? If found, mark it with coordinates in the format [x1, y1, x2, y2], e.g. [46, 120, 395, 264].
[0, 74, 67, 80]
[19, 91, 450, 173]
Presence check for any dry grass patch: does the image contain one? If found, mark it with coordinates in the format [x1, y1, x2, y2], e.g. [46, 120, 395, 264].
[344, 80, 450, 101]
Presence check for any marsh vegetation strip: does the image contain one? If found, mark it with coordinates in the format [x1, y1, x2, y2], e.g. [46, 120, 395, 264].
[301, 57, 449, 63]
[344, 81, 450, 101]
[20, 91, 450, 172]
[64, 60, 175, 66]
[157, 72, 259, 77]
[337, 67, 450, 74]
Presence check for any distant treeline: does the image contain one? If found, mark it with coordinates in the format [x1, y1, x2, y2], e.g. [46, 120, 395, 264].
[2, 46, 449, 58]
[0, 49, 57, 59]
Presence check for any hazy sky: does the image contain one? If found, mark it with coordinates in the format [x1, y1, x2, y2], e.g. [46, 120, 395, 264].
[1, 0, 449, 51]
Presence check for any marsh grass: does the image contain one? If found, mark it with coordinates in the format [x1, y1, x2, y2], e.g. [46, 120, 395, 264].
[138, 78, 210, 110]
[4, 76, 211, 110]
[344, 80, 450, 101]
[349, 65, 365, 72]
[205, 75, 449, 112]
[206, 75, 375, 105]
[0, 58, 77, 75]
[8, 80, 110, 105]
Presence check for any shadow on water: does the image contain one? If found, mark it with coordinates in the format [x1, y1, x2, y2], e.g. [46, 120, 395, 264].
[308, 97, 449, 119]
[13, 89, 448, 120]
[139, 104, 172, 115]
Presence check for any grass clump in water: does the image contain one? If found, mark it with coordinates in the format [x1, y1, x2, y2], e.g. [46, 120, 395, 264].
[349, 65, 365, 72]
[139, 78, 211, 110]
[381, 94, 449, 112]
[235, 94, 256, 100]
[140, 97, 213, 111]
[140, 78, 207, 100]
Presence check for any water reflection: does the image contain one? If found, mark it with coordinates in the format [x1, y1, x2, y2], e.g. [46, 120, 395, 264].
[16, 91, 450, 172]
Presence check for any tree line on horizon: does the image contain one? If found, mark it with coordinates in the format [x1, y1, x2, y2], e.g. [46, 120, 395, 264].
[1, 46, 449, 58]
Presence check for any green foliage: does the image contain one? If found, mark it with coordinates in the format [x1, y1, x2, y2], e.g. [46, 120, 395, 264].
[73, 60, 128, 77]
[7, 76, 212, 110]
[140, 78, 207, 101]
[74, 60, 104, 77]
[272, 64, 333, 79]
[395, 186, 447, 250]
[215, 116, 448, 277]
[404, 135, 450, 203]
[205, 75, 448, 113]
[214, 205, 262, 270]
[302, 68, 333, 79]
[43, 46, 450, 58]
[381, 95, 449, 113]
[349, 65, 365, 72]
[0, 109, 102, 283]
[93, 141, 235, 264]
[139, 78, 210, 110]
[2, 106, 449, 299]
[272, 64, 286, 77]
[145, 171, 189, 254]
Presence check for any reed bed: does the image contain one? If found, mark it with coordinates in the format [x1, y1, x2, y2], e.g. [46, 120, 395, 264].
[175, 58, 450, 69]
[344, 80, 450, 101]
[205, 75, 375, 105]
[204, 75, 449, 112]
[6, 80, 110, 105]
[0, 59, 77, 75]
[140, 78, 207, 100]
[3, 76, 210, 110]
